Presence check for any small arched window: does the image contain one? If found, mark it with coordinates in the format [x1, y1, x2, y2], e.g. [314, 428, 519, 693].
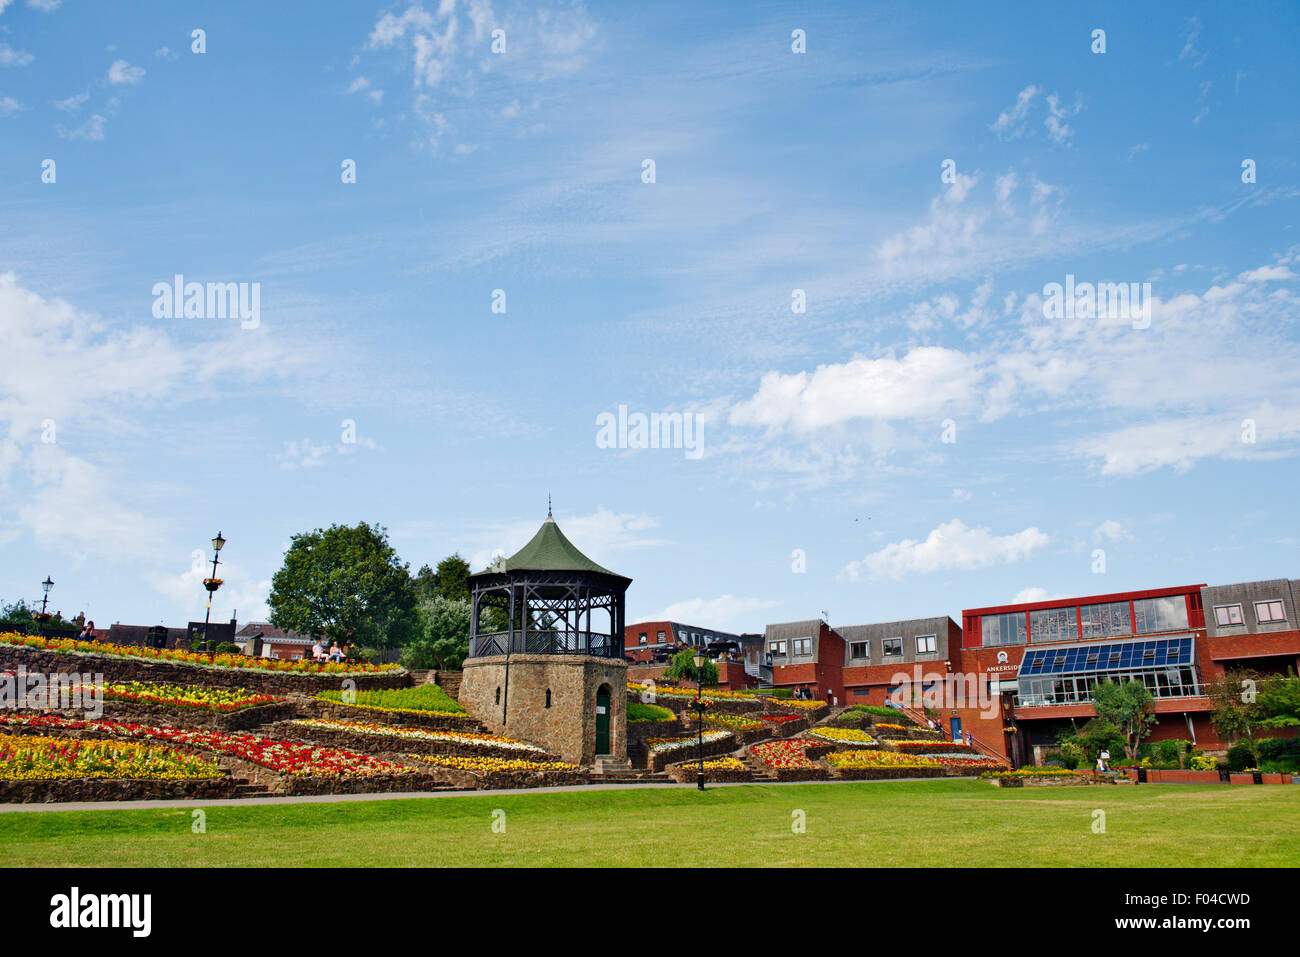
[545, 689, 552, 708]
[495, 686, 501, 705]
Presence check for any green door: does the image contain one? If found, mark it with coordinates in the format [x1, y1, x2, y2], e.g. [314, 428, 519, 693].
[595, 687, 611, 755]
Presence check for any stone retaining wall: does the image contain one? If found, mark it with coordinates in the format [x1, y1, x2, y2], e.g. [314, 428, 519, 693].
[266, 721, 558, 761]
[58, 698, 300, 731]
[305, 698, 479, 730]
[0, 776, 238, 804]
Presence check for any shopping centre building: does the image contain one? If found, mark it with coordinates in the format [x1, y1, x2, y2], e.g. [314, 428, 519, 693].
[633, 576, 1300, 764]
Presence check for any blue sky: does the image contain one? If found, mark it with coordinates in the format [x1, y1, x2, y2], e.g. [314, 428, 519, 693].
[0, 0, 1297, 634]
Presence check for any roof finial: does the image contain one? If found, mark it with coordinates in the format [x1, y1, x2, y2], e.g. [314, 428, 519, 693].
[547, 494, 552, 518]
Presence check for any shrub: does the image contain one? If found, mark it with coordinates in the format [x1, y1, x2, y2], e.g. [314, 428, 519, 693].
[215, 642, 240, 655]
[1147, 738, 1193, 769]
[1188, 754, 1218, 772]
[1226, 742, 1256, 771]
[1257, 737, 1300, 772]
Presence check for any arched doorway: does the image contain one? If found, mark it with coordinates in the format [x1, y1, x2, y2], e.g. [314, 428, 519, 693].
[595, 684, 612, 756]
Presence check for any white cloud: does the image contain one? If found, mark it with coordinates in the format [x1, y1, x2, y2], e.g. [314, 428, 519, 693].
[56, 114, 105, 141]
[1240, 265, 1295, 282]
[27, 0, 60, 9]
[55, 91, 88, 111]
[149, 556, 271, 623]
[840, 519, 1050, 582]
[0, 96, 22, 115]
[1092, 520, 1132, 544]
[1044, 92, 1081, 144]
[729, 346, 979, 433]
[990, 84, 1038, 138]
[1012, 587, 1064, 604]
[0, 43, 34, 67]
[651, 595, 780, 633]
[0, 273, 300, 559]
[107, 59, 144, 85]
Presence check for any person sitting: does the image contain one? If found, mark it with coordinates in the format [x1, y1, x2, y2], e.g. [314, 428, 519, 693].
[329, 641, 343, 662]
[311, 639, 326, 661]
[78, 620, 95, 641]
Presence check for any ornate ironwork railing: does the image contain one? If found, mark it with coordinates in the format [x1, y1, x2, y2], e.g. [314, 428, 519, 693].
[468, 630, 621, 659]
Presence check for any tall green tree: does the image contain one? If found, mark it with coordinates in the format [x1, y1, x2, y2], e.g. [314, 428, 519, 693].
[401, 596, 471, 670]
[1257, 669, 1300, 730]
[413, 553, 472, 603]
[268, 522, 419, 660]
[1090, 679, 1157, 762]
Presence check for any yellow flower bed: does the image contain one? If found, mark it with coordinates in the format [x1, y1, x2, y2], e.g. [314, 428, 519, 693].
[101, 681, 278, 712]
[0, 732, 223, 781]
[290, 719, 544, 752]
[826, 749, 939, 769]
[412, 754, 577, 774]
[873, 723, 908, 731]
[767, 697, 826, 709]
[807, 726, 877, 744]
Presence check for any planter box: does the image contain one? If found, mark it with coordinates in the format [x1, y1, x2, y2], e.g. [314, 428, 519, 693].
[834, 766, 947, 781]
[647, 731, 738, 772]
[266, 722, 557, 762]
[1261, 773, 1293, 785]
[307, 698, 478, 731]
[665, 761, 753, 784]
[1146, 769, 1224, 784]
[1228, 773, 1256, 785]
[57, 698, 298, 732]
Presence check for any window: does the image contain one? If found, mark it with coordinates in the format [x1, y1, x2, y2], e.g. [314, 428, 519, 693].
[545, 689, 551, 708]
[793, 638, 812, 656]
[1079, 601, 1132, 639]
[849, 641, 869, 659]
[769, 640, 787, 656]
[882, 638, 903, 657]
[982, 612, 1027, 647]
[916, 635, 937, 654]
[1030, 606, 1079, 643]
[1255, 600, 1287, 624]
[1133, 597, 1189, 634]
[638, 632, 648, 645]
[1214, 604, 1244, 627]
[656, 630, 665, 642]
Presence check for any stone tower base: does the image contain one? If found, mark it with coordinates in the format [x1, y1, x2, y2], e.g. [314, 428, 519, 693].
[459, 654, 628, 765]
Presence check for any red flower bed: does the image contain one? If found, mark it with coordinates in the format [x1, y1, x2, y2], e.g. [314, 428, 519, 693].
[0, 713, 412, 778]
[759, 715, 803, 724]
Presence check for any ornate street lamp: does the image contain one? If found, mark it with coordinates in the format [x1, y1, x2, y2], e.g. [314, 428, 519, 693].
[199, 532, 226, 654]
[691, 651, 710, 791]
[39, 576, 54, 616]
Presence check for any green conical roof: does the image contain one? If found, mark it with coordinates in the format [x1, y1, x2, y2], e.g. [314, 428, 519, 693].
[499, 514, 623, 578]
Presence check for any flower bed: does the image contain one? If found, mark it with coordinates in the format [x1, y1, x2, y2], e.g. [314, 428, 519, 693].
[98, 680, 279, 712]
[645, 730, 736, 772]
[0, 713, 413, 779]
[0, 642, 407, 695]
[0, 732, 222, 780]
[409, 753, 587, 789]
[749, 739, 829, 781]
[888, 740, 977, 754]
[276, 718, 550, 759]
[665, 756, 752, 784]
[807, 726, 877, 746]
[0, 632, 401, 675]
[982, 767, 1096, 787]
[306, 697, 479, 731]
[680, 711, 770, 745]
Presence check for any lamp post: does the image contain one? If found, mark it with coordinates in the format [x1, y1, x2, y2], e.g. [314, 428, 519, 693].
[39, 576, 54, 617]
[692, 651, 710, 791]
[200, 532, 226, 654]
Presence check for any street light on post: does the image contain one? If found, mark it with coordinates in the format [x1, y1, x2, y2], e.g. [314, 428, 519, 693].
[692, 651, 709, 791]
[39, 576, 54, 617]
[200, 532, 226, 654]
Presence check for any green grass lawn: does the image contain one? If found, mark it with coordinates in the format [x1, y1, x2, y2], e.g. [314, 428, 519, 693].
[2, 780, 1297, 867]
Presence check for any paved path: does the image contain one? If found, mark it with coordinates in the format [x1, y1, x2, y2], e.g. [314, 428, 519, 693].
[0, 776, 974, 814]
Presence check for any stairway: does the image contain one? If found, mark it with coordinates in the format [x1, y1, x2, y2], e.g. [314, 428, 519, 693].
[740, 753, 778, 782]
[590, 756, 670, 784]
[233, 781, 271, 798]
